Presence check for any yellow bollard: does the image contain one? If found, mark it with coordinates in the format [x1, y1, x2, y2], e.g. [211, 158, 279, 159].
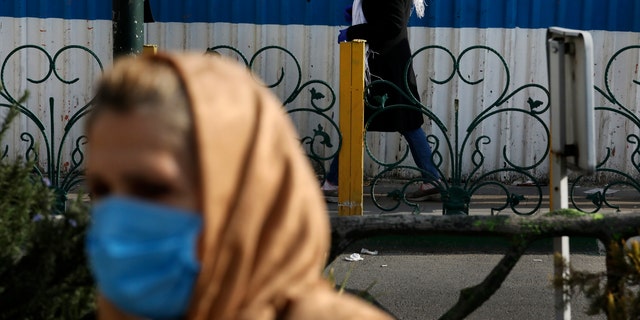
[337, 40, 366, 216]
[142, 44, 158, 56]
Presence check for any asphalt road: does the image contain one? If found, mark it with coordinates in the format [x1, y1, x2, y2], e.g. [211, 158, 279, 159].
[326, 250, 607, 320]
[322, 183, 637, 319]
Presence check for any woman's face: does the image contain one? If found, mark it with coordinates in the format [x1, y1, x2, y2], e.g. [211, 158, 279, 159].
[86, 110, 199, 212]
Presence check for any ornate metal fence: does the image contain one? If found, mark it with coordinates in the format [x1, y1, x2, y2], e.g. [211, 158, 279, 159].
[1, 43, 638, 215]
[0, 45, 103, 212]
[203, 44, 552, 215]
[366, 45, 549, 215]
[570, 45, 640, 213]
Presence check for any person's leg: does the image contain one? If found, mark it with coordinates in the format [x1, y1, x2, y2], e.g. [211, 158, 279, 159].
[401, 127, 441, 201]
[325, 156, 339, 187]
[400, 127, 440, 181]
[322, 156, 339, 202]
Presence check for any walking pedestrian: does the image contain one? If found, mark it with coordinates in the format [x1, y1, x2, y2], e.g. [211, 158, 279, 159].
[324, 0, 441, 201]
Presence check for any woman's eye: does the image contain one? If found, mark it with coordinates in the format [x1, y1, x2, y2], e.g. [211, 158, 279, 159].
[132, 182, 172, 200]
[89, 181, 110, 199]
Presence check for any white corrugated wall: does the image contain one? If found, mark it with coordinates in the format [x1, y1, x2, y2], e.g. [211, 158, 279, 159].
[2, 17, 640, 181]
[146, 24, 640, 181]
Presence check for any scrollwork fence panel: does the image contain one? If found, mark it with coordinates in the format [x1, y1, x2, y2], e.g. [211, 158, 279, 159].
[570, 45, 640, 213]
[1, 43, 638, 215]
[367, 45, 550, 215]
[0, 45, 103, 212]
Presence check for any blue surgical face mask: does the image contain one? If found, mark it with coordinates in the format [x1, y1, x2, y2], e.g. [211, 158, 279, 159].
[86, 196, 203, 319]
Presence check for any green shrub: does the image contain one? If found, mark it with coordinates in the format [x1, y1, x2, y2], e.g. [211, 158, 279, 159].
[0, 105, 95, 319]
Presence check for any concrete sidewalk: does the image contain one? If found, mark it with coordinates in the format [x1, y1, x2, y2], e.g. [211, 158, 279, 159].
[325, 181, 640, 216]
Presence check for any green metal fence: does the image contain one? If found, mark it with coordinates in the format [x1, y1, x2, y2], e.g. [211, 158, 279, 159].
[1, 43, 639, 215]
[0, 45, 103, 212]
[569, 45, 640, 213]
[365, 45, 550, 215]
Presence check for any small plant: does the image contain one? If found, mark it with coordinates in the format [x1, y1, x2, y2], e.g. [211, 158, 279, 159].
[326, 265, 391, 315]
[0, 99, 95, 319]
[554, 238, 640, 319]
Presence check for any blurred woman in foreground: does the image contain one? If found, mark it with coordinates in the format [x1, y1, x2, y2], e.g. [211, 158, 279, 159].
[84, 53, 392, 320]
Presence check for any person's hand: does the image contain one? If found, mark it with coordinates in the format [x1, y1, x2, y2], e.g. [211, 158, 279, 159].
[344, 5, 352, 24]
[338, 29, 348, 43]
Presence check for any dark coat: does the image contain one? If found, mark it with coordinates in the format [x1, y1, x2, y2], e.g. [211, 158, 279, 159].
[346, 0, 424, 132]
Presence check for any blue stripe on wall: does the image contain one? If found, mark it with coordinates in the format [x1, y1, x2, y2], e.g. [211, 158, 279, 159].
[1, 0, 639, 32]
[0, 0, 110, 20]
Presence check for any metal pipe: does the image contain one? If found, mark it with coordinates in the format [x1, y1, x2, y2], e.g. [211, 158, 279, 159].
[112, 0, 144, 58]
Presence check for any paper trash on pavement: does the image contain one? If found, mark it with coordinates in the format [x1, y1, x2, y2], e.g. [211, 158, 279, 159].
[344, 253, 364, 262]
[360, 248, 378, 255]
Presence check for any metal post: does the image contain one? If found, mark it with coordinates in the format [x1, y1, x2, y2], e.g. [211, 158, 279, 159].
[142, 44, 158, 56]
[548, 38, 571, 319]
[113, 0, 144, 58]
[337, 40, 366, 216]
[547, 27, 596, 320]
[550, 151, 571, 319]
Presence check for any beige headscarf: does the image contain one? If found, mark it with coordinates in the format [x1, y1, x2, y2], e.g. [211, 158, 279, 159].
[96, 53, 391, 320]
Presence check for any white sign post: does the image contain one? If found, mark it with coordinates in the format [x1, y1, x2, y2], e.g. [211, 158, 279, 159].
[546, 26, 596, 320]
